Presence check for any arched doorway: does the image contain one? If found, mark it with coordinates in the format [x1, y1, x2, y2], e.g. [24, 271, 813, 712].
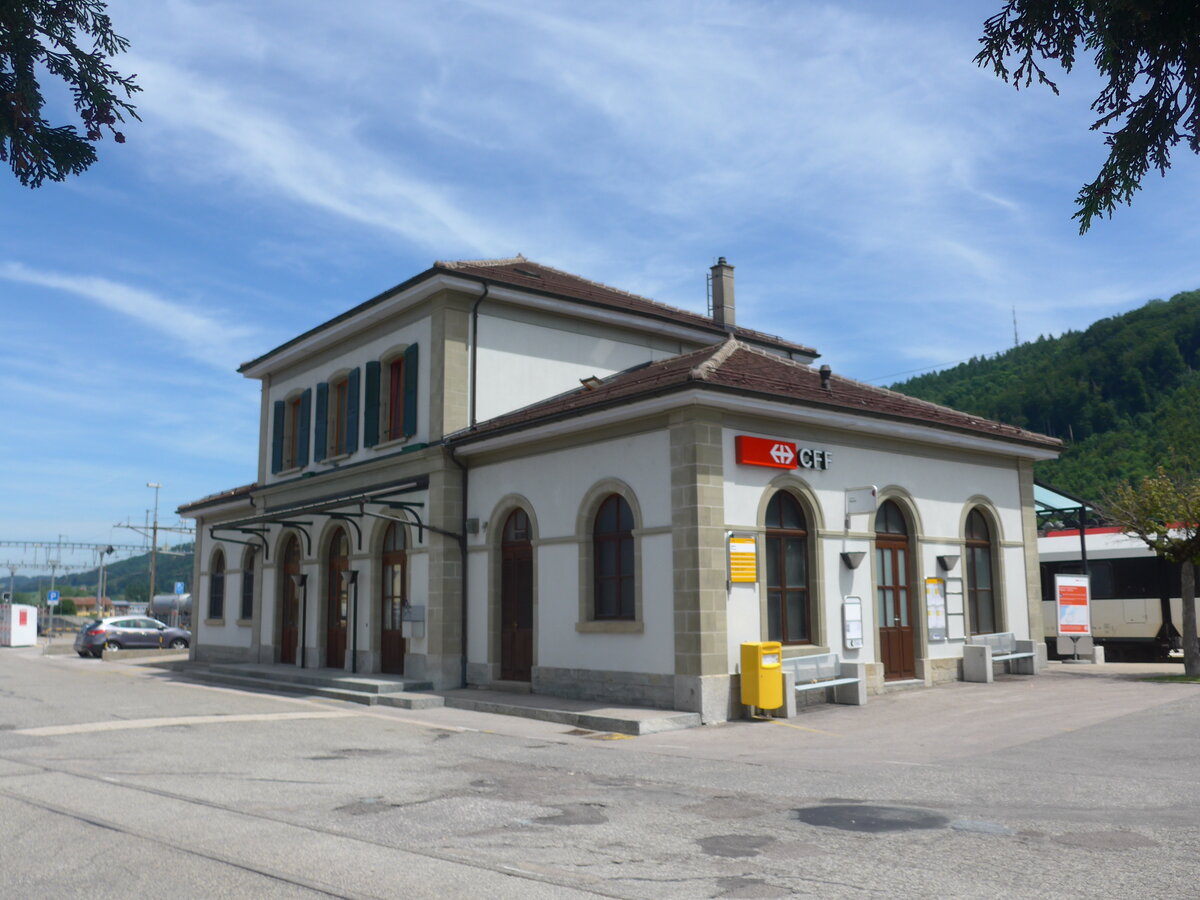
[500, 509, 533, 682]
[279, 536, 301, 665]
[380, 522, 406, 675]
[326, 528, 349, 669]
[875, 500, 915, 680]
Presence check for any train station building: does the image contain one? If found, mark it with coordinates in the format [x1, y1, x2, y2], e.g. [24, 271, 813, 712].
[180, 257, 1061, 722]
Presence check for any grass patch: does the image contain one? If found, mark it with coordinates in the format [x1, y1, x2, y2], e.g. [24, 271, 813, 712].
[1142, 675, 1200, 683]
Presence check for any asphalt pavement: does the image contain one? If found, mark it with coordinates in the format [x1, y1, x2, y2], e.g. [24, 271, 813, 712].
[0, 648, 1196, 898]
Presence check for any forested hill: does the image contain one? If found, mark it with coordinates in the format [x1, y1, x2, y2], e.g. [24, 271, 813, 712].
[891, 289, 1200, 502]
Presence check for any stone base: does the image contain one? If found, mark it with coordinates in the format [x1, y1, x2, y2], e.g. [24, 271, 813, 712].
[405, 652, 464, 689]
[193, 644, 255, 664]
[533, 666, 675, 709]
[673, 674, 735, 724]
[925, 656, 963, 685]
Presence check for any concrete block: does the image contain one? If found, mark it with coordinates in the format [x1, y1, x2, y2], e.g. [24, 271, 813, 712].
[1091, 645, 1106, 664]
[776, 671, 798, 718]
[963, 644, 993, 683]
[1013, 640, 1041, 675]
[835, 663, 868, 705]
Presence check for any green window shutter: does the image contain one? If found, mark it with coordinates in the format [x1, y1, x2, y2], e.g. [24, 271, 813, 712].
[363, 361, 380, 447]
[346, 367, 360, 453]
[403, 343, 418, 438]
[298, 388, 312, 467]
[271, 401, 285, 473]
[313, 383, 328, 462]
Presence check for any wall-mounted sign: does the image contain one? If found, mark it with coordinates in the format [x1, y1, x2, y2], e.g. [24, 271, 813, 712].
[925, 578, 947, 642]
[1055, 574, 1091, 636]
[728, 534, 758, 583]
[843, 597, 863, 649]
[735, 435, 831, 471]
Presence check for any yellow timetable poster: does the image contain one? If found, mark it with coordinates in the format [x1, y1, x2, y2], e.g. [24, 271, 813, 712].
[729, 536, 757, 583]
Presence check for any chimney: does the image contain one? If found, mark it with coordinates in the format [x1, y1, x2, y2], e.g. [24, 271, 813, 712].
[710, 257, 735, 328]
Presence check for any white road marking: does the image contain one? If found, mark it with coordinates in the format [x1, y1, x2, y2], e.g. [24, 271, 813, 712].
[16, 711, 356, 737]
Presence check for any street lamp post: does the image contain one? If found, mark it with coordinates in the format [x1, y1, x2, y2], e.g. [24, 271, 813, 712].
[97, 545, 114, 617]
[147, 482, 161, 611]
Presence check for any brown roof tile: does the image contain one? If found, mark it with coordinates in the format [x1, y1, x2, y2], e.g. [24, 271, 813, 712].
[453, 340, 1062, 451]
[178, 483, 257, 516]
[434, 257, 817, 358]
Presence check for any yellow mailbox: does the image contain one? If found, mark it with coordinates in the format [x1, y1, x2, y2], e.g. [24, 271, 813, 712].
[740, 641, 783, 710]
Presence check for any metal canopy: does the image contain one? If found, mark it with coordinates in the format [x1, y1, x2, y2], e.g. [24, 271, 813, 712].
[206, 476, 456, 559]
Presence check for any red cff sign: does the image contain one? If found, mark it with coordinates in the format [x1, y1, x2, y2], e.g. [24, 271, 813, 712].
[737, 435, 797, 469]
[736, 435, 832, 470]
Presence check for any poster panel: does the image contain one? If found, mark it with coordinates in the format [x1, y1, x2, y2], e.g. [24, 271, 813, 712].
[1055, 574, 1091, 636]
[925, 578, 947, 642]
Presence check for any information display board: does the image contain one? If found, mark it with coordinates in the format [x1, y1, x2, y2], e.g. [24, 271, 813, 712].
[1055, 574, 1091, 636]
[727, 534, 758, 584]
[842, 597, 863, 649]
[925, 578, 947, 642]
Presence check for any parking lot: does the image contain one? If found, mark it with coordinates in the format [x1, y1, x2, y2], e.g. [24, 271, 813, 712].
[0, 648, 1197, 898]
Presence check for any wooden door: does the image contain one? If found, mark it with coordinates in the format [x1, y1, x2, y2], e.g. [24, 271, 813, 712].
[876, 538, 915, 680]
[280, 537, 300, 665]
[326, 529, 349, 669]
[500, 510, 533, 682]
[380, 523, 406, 675]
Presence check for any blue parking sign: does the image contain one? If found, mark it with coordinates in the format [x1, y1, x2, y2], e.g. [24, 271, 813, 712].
[174, 582, 185, 594]
[47, 590, 60, 605]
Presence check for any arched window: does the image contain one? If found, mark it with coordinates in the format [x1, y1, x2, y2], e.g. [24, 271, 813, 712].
[875, 500, 915, 680]
[380, 522, 407, 674]
[966, 509, 996, 634]
[593, 494, 634, 620]
[240, 545, 256, 621]
[765, 492, 810, 643]
[208, 549, 226, 620]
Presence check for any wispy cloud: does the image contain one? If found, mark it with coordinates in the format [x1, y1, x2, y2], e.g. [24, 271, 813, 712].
[0, 262, 258, 371]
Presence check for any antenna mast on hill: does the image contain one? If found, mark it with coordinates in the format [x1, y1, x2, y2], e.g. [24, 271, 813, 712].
[1012, 306, 1019, 348]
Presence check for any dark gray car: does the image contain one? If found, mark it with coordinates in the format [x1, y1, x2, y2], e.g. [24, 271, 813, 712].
[74, 616, 191, 658]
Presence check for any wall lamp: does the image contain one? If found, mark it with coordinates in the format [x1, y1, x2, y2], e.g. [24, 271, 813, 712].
[937, 554, 960, 571]
[840, 551, 866, 569]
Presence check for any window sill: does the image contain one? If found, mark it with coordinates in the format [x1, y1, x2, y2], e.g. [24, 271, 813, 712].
[575, 620, 644, 634]
[371, 435, 414, 452]
[204, 618, 225, 626]
[320, 452, 352, 466]
[237, 618, 253, 627]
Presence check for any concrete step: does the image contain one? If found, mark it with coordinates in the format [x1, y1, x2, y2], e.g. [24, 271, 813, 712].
[192, 670, 383, 706]
[375, 693, 447, 711]
[207, 664, 432, 694]
[436, 690, 702, 736]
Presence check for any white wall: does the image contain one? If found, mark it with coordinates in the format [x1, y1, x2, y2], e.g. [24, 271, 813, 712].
[262, 317, 433, 485]
[474, 311, 686, 422]
[721, 425, 1030, 670]
[467, 430, 675, 675]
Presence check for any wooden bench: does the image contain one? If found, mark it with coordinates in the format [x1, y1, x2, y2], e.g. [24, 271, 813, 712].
[963, 632, 1041, 682]
[779, 652, 867, 710]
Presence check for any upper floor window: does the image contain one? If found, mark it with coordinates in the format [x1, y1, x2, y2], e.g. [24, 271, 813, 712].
[364, 344, 418, 447]
[315, 369, 359, 461]
[271, 389, 311, 473]
[593, 494, 634, 620]
[209, 549, 226, 620]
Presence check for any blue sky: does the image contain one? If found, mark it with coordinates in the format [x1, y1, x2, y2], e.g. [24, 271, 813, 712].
[3, 0, 1198, 565]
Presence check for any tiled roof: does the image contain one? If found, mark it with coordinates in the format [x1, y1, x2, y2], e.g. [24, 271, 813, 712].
[434, 257, 817, 357]
[453, 339, 1062, 451]
[177, 483, 256, 515]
